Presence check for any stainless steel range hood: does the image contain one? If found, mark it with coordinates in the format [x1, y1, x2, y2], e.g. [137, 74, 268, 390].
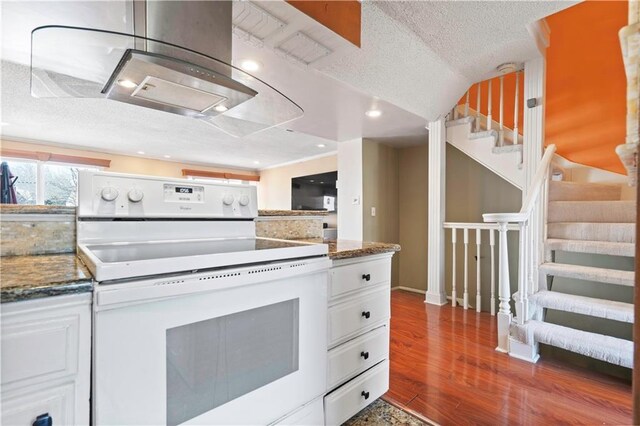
[30, 1, 303, 137]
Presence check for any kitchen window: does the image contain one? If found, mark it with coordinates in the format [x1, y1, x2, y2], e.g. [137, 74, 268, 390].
[1, 158, 99, 205]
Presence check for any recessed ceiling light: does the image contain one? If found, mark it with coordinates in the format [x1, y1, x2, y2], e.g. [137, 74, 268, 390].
[214, 104, 228, 112]
[365, 109, 382, 118]
[240, 59, 260, 72]
[310, 180, 315, 183]
[117, 79, 138, 89]
[137, 151, 145, 155]
[253, 160, 260, 165]
[317, 144, 326, 148]
[163, 155, 171, 159]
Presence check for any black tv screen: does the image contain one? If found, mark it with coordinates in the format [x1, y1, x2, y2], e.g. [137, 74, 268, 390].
[291, 171, 338, 211]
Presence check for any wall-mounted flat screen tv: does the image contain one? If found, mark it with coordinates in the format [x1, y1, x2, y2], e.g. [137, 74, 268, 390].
[291, 171, 337, 211]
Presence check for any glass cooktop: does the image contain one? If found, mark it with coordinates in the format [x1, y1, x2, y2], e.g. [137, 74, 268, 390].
[86, 238, 315, 263]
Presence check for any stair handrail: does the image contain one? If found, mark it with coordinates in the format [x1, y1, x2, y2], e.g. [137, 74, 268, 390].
[482, 144, 556, 353]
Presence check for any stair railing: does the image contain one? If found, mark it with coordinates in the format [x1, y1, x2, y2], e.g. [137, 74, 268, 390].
[443, 222, 519, 315]
[482, 144, 557, 353]
[451, 71, 522, 147]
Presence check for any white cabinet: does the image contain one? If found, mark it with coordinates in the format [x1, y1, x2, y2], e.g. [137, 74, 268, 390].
[324, 253, 393, 425]
[1, 293, 91, 426]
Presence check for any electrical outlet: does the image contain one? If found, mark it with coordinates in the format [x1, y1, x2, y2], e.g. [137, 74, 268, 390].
[371, 207, 376, 217]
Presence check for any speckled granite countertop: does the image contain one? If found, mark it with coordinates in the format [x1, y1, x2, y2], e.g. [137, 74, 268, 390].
[298, 239, 400, 260]
[258, 209, 329, 217]
[0, 254, 93, 303]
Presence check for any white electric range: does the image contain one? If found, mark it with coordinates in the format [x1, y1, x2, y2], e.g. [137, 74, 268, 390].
[77, 170, 330, 425]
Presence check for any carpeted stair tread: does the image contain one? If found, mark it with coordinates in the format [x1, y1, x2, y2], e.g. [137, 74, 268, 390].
[529, 290, 633, 323]
[546, 238, 635, 257]
[521, 320, 633, 368]
[549, 181, 622, 202]
[548, 201, 635, 223]
[540, 262, 634, 286]
[547, 222, 635, 243]
[469, 129, 497, 140]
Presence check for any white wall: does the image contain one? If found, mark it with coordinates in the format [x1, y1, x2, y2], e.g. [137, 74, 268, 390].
[258, 154, 338, 210]
[337, 138, 363, 241]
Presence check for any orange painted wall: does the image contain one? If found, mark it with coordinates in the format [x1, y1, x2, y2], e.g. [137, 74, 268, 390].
[545, 1, 627, 174]
[457, 72, 525, 135]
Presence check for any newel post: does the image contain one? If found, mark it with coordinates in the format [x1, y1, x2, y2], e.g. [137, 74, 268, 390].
[496, 221, 512, 353]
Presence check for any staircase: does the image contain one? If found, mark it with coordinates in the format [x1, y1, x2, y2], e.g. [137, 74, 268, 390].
[512, 179, 635, 368]
[446, 71, 524, 189]
[443, 62, 636, 371]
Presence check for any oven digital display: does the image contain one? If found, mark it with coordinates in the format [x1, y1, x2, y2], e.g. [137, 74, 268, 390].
[164, 184, 204, 203]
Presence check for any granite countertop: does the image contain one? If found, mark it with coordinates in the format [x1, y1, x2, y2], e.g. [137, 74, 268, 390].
[258, 209, 329, 217]
[298, 239, 401, 260]
[0, 205, 75, 215]
[0, 254, 93, 303]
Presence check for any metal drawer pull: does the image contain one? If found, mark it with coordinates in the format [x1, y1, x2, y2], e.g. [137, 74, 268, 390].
[360, 351, 369, 360]
[32, 414, 52, 426]
[361, 391, 370, 400]
[361, 311, 371, 319]
[362, 274, 371, 281]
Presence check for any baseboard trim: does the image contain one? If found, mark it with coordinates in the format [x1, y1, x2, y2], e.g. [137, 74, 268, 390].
[392, 286, 426, 295]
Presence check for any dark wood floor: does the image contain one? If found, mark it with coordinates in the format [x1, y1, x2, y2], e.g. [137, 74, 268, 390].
[382, 290, 632, 425]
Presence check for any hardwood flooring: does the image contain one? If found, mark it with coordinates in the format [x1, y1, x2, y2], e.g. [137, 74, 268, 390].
[382, 290, 632, 425]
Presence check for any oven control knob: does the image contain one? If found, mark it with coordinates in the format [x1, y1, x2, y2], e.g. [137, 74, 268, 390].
[239, 195, 250, 206]
[100, 187, 119, 202]
[128, 188, 144, 203]
[223, 194, 235, 206]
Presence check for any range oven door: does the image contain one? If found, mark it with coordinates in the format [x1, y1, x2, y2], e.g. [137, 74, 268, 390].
[93, 258, 329, 425]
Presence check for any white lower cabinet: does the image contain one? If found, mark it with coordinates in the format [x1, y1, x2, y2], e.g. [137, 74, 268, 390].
[1, 293, 91, 426]
[324, 361, 390, 426]
[324, 253, 393, 425]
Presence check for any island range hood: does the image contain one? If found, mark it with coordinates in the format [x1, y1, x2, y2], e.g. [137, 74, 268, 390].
[30, 1, 303, 137]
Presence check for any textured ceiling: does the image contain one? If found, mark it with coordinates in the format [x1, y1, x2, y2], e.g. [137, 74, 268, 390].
[374, 1, 578, 80]
[316, 1, 577, 121]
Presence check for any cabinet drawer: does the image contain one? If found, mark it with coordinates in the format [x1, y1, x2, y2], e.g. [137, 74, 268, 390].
[330, 258, 391, 300]
[327, 326, 389, 389]
[2, 382, 75, 426]
[1, 315, 80, 386]
[328, 286, 390, 347]
[324, 360, 389, 426]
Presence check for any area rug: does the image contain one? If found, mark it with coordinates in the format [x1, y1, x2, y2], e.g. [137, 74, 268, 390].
[343, 398, 435, 426]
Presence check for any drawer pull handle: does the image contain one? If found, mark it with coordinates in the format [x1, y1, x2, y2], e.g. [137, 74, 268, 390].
[33, 413, 52, 426]
[362, 274, 371, 281]
[361, 391, 370, 400]
[361, 351, 370, 360]
[361, 311, 371, 319]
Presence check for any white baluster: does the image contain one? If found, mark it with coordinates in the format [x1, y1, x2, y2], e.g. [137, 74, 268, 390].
[516, 221, 528, 325]
[475, 228, 482, 313]
[451, 228, 457, 307]
[496, 222, 512, 353]
[453, 104, 459, 120]
[476, 82, 482, 132]
[464, 90, 470, 117]
[463, 228, 469, 310]
[487, 79, 493, 131]
[514, 71, 520, 144]
[499, 75, 505, 146]
[489, 229, 496, 316]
